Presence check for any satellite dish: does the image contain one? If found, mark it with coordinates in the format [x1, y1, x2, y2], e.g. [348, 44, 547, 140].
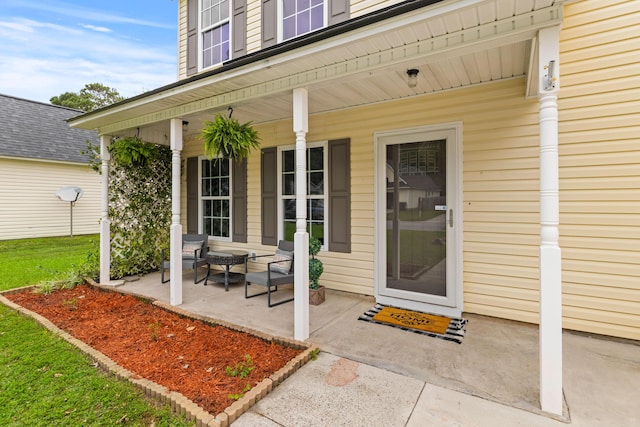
[55, 186, 83, 236]
[56, 186, 83, 203]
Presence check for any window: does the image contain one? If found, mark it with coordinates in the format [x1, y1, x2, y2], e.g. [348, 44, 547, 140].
[281, 0, 325, 41]
[201, 0, 230, 68]
[279, 143, 326, 245]
[200, 157, 231, 239]
[399, 142, 443, 176]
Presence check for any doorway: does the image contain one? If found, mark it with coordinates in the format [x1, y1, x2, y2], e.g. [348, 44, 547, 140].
[375, 124, 462, 317]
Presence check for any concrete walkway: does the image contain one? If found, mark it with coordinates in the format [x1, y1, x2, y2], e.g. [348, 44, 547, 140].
[119, 270, 639, 426]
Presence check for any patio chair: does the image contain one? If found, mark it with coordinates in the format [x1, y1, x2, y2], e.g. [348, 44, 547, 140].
[244, 240, 294, 307]
[161, 234, 210, 284]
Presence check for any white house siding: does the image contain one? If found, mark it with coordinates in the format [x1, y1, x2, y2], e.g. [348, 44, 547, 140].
[0, 158, 101, 240]
[557, 0, 640, 340]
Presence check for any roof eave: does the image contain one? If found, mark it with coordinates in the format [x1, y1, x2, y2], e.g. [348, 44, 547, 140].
[68, 0, 446, 129]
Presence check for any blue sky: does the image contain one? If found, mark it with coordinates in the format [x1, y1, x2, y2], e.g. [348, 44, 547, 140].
[0, 0, 178, 103]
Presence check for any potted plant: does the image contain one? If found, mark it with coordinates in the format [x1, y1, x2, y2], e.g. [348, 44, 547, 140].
[200, 112, 260, 161]
[308, 237, 325, 305]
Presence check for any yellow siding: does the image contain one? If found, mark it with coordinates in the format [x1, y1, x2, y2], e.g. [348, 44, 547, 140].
[179, 79, 539, 304]
[226, 73, 637, 339]
[176, 0, 639, 339]
[557, 0, 640, 340]
[246, 0, 262, 54]
[351, 0, 402, 17]
[0, 159, 101, 240]
[178, 0, 187, 80]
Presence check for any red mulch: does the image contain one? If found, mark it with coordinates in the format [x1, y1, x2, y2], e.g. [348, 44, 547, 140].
[6, 284, 302, 414]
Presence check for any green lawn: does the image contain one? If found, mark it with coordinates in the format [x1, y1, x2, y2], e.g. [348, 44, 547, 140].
[0, 235, 99, 292]
[0, 235, 195, 426]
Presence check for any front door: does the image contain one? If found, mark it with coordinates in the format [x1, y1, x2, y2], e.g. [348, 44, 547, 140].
[375, 124, 462, 317]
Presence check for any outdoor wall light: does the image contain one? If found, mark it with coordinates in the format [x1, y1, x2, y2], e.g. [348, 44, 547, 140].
[182, 120, 189, 132]
[407, 68, 419, 88]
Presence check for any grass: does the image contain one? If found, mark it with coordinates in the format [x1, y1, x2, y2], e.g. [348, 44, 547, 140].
[0, 235, 99, 292]
[0, 235, 195, 426]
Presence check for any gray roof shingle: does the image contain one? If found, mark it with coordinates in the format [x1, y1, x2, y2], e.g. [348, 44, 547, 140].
[0, 94, 99, 164]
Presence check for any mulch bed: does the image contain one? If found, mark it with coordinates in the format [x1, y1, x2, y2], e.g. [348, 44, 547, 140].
[5, 284, 303, 415]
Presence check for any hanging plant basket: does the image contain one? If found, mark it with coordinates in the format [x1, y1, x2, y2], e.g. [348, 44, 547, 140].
[200, 113, 260, 161]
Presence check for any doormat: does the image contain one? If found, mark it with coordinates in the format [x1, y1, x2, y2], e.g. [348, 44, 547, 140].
[358, 304, 467, 344]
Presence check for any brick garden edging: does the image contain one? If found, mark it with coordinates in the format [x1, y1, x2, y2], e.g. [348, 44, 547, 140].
[0, 282, 318, 427]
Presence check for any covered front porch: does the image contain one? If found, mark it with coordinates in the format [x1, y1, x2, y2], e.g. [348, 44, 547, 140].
[114, 269, 637, 426]
[68, 0, 570, 415]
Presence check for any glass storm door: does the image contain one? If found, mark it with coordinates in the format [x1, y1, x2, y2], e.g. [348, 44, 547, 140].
[376, 127, 460, 316]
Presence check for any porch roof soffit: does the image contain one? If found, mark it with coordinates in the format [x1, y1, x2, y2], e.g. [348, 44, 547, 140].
[69, 0, 564, 136]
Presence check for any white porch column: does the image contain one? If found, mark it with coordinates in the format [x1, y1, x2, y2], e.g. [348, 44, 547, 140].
[293, 88, 310, 341]
[99, 135, 112, 285]
[538, 25, 563, 416]
[169, 118, 184, 306]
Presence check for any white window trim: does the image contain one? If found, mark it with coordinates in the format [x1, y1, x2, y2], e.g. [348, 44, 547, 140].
[198, 155, 233, 242]
[198, 0, 232, 71]
[277, 0, 328, 43]
[276, 141, 328, 246]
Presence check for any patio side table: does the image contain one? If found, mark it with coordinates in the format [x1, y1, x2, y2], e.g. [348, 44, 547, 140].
[205, 250, 248, 291]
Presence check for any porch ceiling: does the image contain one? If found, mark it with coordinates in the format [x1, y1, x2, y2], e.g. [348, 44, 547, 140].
[69, 0, 563, 141]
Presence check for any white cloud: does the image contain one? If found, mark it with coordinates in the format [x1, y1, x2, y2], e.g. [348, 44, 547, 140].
[82, 24, 112, 33]
[12, 0, 175, 30]
[0, 16, 176, 103]
[0, 17, 82, 38]
[0, 20, 35, 33]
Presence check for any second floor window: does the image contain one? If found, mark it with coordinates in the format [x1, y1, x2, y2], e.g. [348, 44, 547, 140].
[282, 0, 325, 41]
[201, 0, 230, 68]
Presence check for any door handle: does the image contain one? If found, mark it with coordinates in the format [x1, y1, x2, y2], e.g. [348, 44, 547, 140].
[449, 209, 453, 228]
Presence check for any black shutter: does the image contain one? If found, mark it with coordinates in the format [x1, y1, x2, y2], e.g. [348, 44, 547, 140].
[186, 0, 198, 76]
[328, 139, 350, 253]
[261, 0, 277, 48]
[232, 0, 247, 58]
[232, 158, 247, 242]
[328, 0, 350, 25]
[186, 157, 199, 234]
[261, 148, 278, 246]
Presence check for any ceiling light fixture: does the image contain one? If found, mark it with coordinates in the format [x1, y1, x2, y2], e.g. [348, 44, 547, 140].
[407, 68, 419, 88]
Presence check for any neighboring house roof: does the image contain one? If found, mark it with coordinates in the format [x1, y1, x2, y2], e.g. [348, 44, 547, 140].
[0, 94, 98, 164]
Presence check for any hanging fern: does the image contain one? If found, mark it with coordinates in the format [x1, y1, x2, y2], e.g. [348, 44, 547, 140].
[109, 136, 158, 168]
[200, 113, 260, 161]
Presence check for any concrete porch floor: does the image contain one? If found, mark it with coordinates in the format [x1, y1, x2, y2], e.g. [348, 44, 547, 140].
[118, 268, 639, 426]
